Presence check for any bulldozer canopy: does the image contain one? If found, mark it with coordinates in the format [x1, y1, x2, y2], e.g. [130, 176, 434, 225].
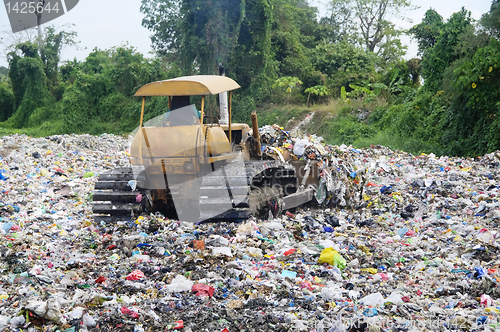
[134, 75, 241, 97]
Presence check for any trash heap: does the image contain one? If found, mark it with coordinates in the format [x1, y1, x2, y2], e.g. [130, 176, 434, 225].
[0, 131, 499, 332]
[260, 124, 369, 209]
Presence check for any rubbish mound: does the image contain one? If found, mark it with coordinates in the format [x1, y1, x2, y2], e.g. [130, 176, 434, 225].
[0, 130, 499, 332]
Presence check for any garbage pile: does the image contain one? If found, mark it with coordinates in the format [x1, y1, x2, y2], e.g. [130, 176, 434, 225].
[0, 131, 500, 332]
[260, 124, 368, 209]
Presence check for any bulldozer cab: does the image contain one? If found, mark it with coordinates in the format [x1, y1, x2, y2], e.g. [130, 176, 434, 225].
[135, 75, 239, 127]
[163, 97, 201, 127]
[130, 75, 247, 172]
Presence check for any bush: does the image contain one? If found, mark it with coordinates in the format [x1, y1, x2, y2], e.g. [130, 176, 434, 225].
[0, 83, 14, 122]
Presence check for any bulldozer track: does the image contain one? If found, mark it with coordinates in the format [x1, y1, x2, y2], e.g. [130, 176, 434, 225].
[92, 166, 146, 223]
[92, 160, 312, 223]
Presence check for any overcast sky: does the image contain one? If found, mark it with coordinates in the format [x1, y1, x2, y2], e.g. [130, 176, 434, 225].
[0, 0, 494, 68]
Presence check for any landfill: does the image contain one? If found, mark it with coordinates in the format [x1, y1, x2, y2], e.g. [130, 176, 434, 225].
[0, 128, 499, 332]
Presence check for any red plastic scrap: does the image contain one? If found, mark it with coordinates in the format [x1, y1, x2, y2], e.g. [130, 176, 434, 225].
[101, 233, 112, 242]
[405, 230, 416, 237]
[221, 329, 230, 332]
[9, 224, 21, 232]
[126, 270, 146, 281]
[173, 320, 184, 329]
[191, 283, 215, 297]
[95, 276, 106, 284]
[284, 248, 296, 256]
[120, 306, 139, 319]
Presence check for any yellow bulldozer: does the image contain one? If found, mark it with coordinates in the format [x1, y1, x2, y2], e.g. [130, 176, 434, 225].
[92, 75, 318, 223]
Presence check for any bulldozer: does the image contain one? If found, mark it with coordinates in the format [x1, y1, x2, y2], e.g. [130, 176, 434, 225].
[92, 74, 318, 223]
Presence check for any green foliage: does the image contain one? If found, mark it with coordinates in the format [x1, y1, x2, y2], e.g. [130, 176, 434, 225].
[319, 0, 357, 44]
[61, 46, 169, 134]
[231, 94, 257, 124]
[142, 0, 246, 75]
[40, 25, 79, 94]
[304, 85, 329, 106]
[369, 66, 407, 100]
[272, 76, 303, 103]
[418, 8, 473, 92]
[250, 105, 309, 129]
[8, 53, 24, 112]
[481, 0, 500, 39]
[308, 108, 377, 146]
[340, 86, 347, 101]
[140, 0, 182, 54]
[230, 0, 275, 97]
[443, 38, 500, 155]
[409, 9, 444, 56]
[0, 66, 8, 82]
[270, 0, 319, 78]
[348, 84, 374, 99]
[273, 76, 303, 92]
[0, 82, 14, 122]
[5, 42, 54, 128]
[310, 41, 378, 95]
[304, 85, 329, 97]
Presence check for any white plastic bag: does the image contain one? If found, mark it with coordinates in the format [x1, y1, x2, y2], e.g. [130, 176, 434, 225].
[167, 275, 193, 292]
[293, 138, 310, 156]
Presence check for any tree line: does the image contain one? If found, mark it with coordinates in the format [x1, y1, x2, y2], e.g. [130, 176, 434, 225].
[0, 0, 499, 156]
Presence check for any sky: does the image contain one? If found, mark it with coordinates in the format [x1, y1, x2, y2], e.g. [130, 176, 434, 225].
[0, 0, 494, 68]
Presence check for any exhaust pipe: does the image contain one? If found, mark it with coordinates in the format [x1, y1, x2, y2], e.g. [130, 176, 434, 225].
[251, 111, 262, 158]
[219, 63, 229, 125]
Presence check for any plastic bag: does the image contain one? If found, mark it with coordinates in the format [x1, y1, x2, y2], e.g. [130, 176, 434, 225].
[0, 316, 8, 327]
[293, 138, 310, 156]
[191, 284, 215, 297]
[121, 306, 139, 319]
[82, 313, 96, 327]
[167, 275, 193, 292]
[26, 299, 63, 323]
[359, 292, 385, 306]
[126, 270, 146, 281]
[212, 247, 233, 257]
[318, 248, 346, 269]
[236, 221, 258, 235]
[10, 316, 25, 328]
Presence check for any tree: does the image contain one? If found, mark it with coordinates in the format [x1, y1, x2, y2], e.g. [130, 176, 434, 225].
[273, 76, 302, 102]
[141, 0, 245, 75]
[40, 25, 78, 94]
[409, 9, 444, 56]
[480, 0, 500, 39]
[0, 66, 8, 82]
[319, 0, 357, 44]
[0, 82, 14, 121]
[418, 7, 473, 91]
[310, 41, 378, 95]
[6, 41, 53, 128]
[141, 0, 277, 105]
[270, 0, 319, 78]
[140, 0, 182, 55]
[304, 85, 329, 106]
[325, 0, 416, 56]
